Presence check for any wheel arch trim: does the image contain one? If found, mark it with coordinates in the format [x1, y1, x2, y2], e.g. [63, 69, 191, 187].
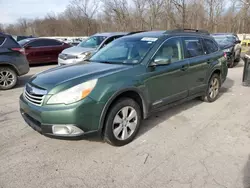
[98, 87, 149, 133]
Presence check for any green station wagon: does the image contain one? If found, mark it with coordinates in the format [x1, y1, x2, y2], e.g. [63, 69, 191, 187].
[20, 29, 228, 146]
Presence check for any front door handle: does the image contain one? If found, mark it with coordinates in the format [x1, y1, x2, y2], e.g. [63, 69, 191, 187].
[180, 65, 188, 71]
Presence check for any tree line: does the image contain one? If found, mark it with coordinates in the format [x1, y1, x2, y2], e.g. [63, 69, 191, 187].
[1, 0, 250, 37]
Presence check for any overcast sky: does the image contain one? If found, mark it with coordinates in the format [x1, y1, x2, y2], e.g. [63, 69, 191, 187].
[0, 0, 70, 24]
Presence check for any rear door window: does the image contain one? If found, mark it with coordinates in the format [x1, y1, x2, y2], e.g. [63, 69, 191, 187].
[203, 38, 218, 54]
[0, 37, 5, 46]
[183, 37, 204, 58]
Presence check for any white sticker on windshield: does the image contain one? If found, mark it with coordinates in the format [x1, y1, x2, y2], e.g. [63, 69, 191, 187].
[141, 37, 158, 42]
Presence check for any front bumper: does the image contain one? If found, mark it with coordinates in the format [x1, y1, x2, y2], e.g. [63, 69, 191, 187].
[58, 57, 84, 66]
[19, 94, 105, 138]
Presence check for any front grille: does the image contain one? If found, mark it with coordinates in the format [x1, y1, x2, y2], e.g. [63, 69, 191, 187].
[23, 84, 47, 106]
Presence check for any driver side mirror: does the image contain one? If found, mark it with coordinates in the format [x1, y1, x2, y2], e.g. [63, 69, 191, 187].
[151, 57, 171, 66]
[235, 40, 241, 44]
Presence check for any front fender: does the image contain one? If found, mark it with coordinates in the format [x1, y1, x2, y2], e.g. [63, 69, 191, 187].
[94, 83, 149, 133]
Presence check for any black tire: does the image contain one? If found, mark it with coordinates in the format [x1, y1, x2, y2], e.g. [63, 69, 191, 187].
[234, 50, 241, 63]
[201, 74, 221, 103]
[0, 67, 18, 90]
[228, 54, 235, 68]
[104, 98, 142, 146]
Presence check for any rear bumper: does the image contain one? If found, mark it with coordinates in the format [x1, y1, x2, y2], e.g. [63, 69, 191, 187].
[225, 52, 234, 65]
[15, 56, 30, 76]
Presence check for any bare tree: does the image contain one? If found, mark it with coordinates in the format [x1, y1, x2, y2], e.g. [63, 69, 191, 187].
[69, 0, 99, 35]
[172, 0, 187, 28]
[102, 0, 131, 31]
[132, 0, 148, 30]
[0, 24, 4, 32]
[147, 0, 164, 30]
[3, 0, 248, 36]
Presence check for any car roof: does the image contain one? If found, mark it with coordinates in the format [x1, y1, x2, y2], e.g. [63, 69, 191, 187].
[0, 32, 10, 38]
[124, 29, 211, 39]
[212, 33, 236, 36]
[93, 32, 129, 37]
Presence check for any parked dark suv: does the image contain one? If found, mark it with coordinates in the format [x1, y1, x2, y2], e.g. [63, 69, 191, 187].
[212, 33, 242, 68]
[20, 29, 228, 146]
[0, 32, 29, 90]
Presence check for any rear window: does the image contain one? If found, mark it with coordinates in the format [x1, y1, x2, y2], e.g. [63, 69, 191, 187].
[18, 39, 32, 46]
[0, 37, 5, 46]
[203, 38, 218, 54]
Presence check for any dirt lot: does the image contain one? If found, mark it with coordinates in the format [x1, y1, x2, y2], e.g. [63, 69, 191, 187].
[0, 61, 250, 188]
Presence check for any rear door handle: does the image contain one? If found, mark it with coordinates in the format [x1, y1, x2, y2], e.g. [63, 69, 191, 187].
[180, 65, 188, 71]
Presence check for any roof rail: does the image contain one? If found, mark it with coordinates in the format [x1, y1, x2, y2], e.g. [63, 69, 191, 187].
[164, 29, 210, 35]
[126, 31, 146, 35]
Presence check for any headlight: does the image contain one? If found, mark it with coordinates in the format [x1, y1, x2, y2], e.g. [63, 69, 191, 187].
[223, 47, 233, 53]
[47, 79, 98, 105]
[77, 52, 91, 59]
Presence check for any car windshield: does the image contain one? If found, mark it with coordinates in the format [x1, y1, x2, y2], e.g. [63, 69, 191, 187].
[78, 36, 107, 48]
[89, 37, 158, 64]
[18, 39, 32, 46]
[213, 35, 236, 45]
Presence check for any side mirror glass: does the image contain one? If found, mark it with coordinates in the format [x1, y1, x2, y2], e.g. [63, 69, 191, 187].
[151, 57, 171, 66]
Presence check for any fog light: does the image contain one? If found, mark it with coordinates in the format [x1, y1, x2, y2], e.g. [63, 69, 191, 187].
[52, 125, 84, 136]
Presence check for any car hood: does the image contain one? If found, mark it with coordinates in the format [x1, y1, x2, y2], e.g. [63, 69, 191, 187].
[30, 62, 131, 93]
[218, 42, 234, 50]
[62, 46, 95, 56]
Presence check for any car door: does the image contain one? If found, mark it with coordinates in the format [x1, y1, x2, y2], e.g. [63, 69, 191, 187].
[145, 37, 189, 109]
[44, 39, 66, 62]
[24, 40, 44, 64]
[182, 37, 209, 95]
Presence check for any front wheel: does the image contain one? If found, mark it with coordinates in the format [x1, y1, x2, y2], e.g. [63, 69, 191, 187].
[0, 67, 18, 90]
[104, 98, 142, 146]
[201, 74, 221, 103]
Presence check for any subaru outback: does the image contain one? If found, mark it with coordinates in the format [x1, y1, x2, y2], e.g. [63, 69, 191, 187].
[20, 29, 228, 146]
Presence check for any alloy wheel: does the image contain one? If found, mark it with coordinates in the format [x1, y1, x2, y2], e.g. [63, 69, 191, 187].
[113, 106, 138, 141]
[209, 77, 219, 99]
[0, 70, 15, 88]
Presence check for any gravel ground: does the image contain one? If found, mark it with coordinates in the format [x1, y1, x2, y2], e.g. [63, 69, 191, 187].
[0, 61, 250, 188]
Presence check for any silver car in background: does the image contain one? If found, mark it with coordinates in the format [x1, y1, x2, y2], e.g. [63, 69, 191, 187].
[58, 32, 129, 66]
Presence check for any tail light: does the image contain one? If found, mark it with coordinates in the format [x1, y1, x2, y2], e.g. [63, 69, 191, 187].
[11, 48, 25, 55]
[224, 52, 227, 58]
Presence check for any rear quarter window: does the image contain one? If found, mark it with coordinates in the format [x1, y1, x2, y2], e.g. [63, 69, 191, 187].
[0, 37, 6, 46]
[203, 38, 218, 54]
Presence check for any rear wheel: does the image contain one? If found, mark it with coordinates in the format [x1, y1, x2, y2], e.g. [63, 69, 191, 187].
[104, 98, 142, 146]
[228, 54, 235, 68]
[235, 50, 241, 63]
[0, 67, 17, 90]
[201, 74, 221, 103]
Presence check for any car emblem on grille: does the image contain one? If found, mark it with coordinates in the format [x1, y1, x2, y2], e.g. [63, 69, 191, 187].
[25, 84, 47, 95]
